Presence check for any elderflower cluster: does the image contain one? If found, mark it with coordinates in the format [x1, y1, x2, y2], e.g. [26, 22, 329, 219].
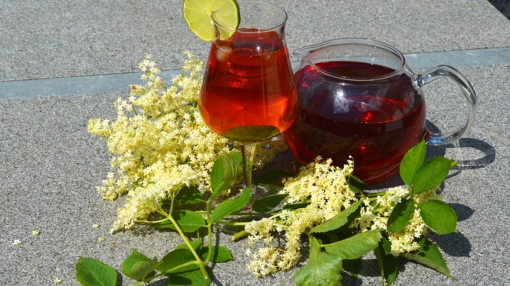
[245, 157, 357, 276]
[351, 186, 442, 256]
[88, 52, 286, 232]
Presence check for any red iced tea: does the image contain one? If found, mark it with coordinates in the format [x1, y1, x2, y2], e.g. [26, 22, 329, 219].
[285, 61, 427, 183]
[199, 29, 297, 143]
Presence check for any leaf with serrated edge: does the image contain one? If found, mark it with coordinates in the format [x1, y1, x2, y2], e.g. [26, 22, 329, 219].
[400, 140, 426, 186]
[174, 185, 204, 206]
[374, 237, 398, 285]
[255, 169, 293, 185]
[156, 249, 195, 274]
[200, 246, 234, 263]
[344, 258, 362, 280]
[210, 151, 243, 199]
[348, 175, 366, 193]
[400, 238, 456, 279]
[418, 200, 457, 234]
[175, 240, 203, 252]
[252, 194, 288, 213]
[130, 257, 159, 281]
[258, 183, 282, 193]
[283, 200, 310, 211]
[387, 198, 415, 233]
[76, 257, 117, 286]
[154, 210, 205, 232]
[412, 157, 452, 194]
[122, 249, 150, 279]
[211, 187, 251, 223]
[167, 264, 212, 286]
[311, 200, 362, 234]
[292, 236, 343, 286]
[324, 229, 382, 260]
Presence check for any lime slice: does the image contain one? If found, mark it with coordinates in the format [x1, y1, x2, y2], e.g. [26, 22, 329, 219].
[183, 0, 240, 42]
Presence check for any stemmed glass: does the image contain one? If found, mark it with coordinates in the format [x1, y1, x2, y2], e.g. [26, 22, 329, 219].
[199, 1, 297, 187]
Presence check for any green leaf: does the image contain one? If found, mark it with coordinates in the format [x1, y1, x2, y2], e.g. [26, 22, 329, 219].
[122, 249, 150, 279]
[175, 240, 203, 252]
[258, 183, 283, 193]
[292, 161, 307, 174]
[343, 258, 362, 280]
[173, 185, 205, 206]
[311, 200, 362, 234]
[157, 241, 202, 274]
[252, 194, 288, 213]
[76, 257, 117, 286]
[348, 175, 366, 194]
[418, 200, 457, 234]
[400, 238, 456, 279]
[324, 229, 382, 260]
[130, 257, 159, 281]
[200, 246, 234, 262]
[411, 157, 452, 194]
[400, 140, 426, 186]
[210, 151, 243, 199]
[167, 264, 212, 286]
[211, 187, 252, 223]
[255, 169, 293, 185]
[293, 236, 343, 286]
[154, 210, 205, 233]
[387, 198, 415, 233]
[373, 237, 398, 285]
[283, 200, 311, 211]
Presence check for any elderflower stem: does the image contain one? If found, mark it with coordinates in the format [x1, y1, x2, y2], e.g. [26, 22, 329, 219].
[133, 260, 200, 285]
[201, 216, 250, 226]
[205, 200, 213, 264]
[153, 207, 209, 279]
[195, 211, 279, 216]
[134, 218, 169, 224]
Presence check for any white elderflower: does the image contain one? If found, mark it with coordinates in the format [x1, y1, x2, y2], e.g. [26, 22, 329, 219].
[245, 157, 357, 276]
[32, 230, 40, 236]
[88, 52, 284, 232]
[13, 239, 21, 246]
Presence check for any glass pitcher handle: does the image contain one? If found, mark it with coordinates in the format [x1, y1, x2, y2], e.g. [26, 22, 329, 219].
[416, 65, 477, 146]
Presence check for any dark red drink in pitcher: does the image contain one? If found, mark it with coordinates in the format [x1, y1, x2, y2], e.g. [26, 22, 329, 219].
[286, 61, 426, 183]
[285, 39, 477, 184]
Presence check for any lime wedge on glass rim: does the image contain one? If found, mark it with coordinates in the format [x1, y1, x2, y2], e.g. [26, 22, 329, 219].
[182, 0, 240, 41]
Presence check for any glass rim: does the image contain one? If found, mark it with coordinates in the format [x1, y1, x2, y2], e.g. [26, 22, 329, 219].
[212, 0, 288, 33]
[295, 38, 407, 81]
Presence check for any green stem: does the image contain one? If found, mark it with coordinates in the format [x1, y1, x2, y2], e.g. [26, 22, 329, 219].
[232, 230, 248, 241]
[205, 200, 213, 264]
[201, 217, 250, 226]
[134, 218, 169, 224]
[154, 207, 209, 279]
[133, 260, 199, 285]
[195, 211, 278, 216]
[359, 191, 387, 197]
[170, 195, 175, 216]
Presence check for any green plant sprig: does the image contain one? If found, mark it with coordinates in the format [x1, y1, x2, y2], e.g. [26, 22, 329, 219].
[76, 141, 459, 286]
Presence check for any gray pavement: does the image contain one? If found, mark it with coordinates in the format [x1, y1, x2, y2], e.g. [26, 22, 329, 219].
[1, 0, 510, 81]
[1, 0, 510, 285]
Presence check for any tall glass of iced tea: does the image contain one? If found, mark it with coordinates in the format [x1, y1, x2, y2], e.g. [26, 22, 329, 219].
[199, 1, 297, 186]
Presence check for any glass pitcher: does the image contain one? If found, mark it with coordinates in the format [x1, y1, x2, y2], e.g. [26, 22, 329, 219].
[284, 38, 477, 183]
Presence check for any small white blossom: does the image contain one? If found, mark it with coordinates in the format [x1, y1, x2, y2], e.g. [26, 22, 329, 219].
[13, 239, 21, 246]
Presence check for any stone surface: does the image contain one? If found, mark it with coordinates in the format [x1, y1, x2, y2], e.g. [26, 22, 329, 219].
[1, 0, 510, 81]
[1, 64, 509, 285]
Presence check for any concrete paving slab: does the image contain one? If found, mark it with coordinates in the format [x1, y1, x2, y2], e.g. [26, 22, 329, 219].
[0, 63, 509, 285]
[1, 0, 510, 82]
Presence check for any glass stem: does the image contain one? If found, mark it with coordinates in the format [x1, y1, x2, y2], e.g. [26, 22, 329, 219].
[240, 144, 251, 186]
